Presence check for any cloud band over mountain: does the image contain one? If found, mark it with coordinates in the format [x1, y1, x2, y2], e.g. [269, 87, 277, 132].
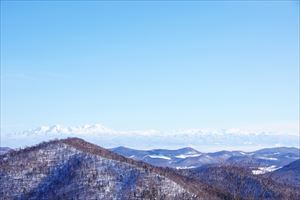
[3, 124, 299, 151]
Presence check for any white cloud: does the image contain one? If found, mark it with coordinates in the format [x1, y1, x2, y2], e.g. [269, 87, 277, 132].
[239, 121, 299, 136]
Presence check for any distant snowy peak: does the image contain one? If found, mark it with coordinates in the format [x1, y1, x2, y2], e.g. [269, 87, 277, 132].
[19, 124, 114, 136]
[5, 124, 299, 150]
[12, 124, 298, 137]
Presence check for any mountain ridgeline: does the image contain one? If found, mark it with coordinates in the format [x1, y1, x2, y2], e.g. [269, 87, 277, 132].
[0, 138, 225, 200]
[0, 138, 299, 200]
[269, 159, 300, 187]
[111, 146, 299, 170]
[0, 147, 11, 155]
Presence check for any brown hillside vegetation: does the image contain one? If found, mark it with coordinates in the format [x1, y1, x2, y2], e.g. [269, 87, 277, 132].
[1, 138, 299, 200]
[0, 138, 226, 200]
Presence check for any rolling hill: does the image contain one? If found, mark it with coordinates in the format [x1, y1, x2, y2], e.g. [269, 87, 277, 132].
[0, 138, 225, 200]
[111, 146, 299, 171]
[269, 159, 300, 187]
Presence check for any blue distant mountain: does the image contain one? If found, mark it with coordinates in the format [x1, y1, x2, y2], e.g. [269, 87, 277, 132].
[1, 138, 299, 199]
[0, 147, 11, 155]
[270, 159, 300, 187]
[111, 146, 300, 170]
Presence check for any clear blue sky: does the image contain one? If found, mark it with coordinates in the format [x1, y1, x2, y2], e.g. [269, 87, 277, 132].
[1, 1, 299, 133]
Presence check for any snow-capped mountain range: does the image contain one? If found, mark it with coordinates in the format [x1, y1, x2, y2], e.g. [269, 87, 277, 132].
[3, 124, 299, 151]
[12, 124, 298, 137]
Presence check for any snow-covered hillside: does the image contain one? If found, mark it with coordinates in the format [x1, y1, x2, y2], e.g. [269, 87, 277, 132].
[112, 146, 300, 171]
[0, 138, 217, 200]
